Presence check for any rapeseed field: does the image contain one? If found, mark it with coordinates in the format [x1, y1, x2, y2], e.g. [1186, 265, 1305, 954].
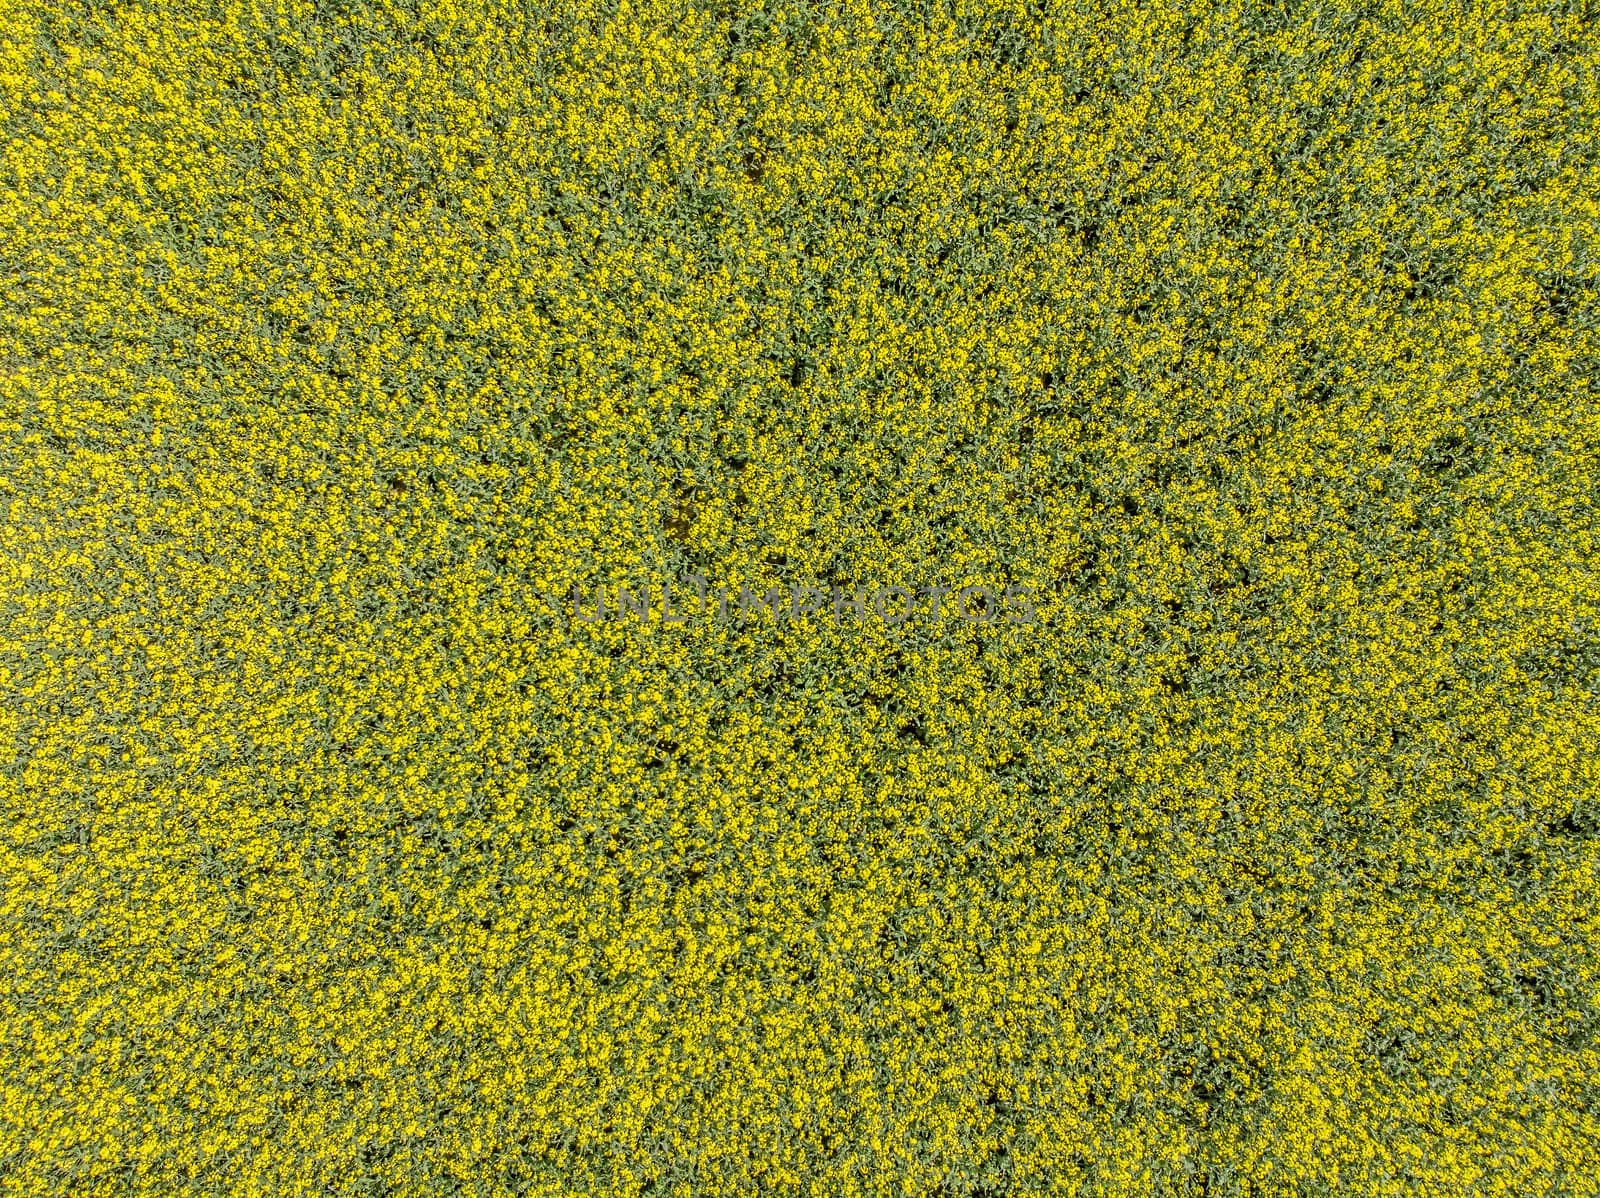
[2, 0, 1598, 1193]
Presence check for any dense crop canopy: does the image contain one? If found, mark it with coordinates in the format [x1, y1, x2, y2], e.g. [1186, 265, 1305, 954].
[2, 0, 1598, 1193]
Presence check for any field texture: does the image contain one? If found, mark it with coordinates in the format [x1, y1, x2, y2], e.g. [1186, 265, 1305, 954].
[3, 0, 1599, 1194]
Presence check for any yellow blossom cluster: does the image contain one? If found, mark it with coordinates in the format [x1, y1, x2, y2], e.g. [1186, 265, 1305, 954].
[2, 0, 1598, 1193]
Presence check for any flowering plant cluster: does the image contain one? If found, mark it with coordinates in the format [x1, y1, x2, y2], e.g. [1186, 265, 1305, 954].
[558, 577, 1037, 625]
[2, 0, 1598, 1195]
